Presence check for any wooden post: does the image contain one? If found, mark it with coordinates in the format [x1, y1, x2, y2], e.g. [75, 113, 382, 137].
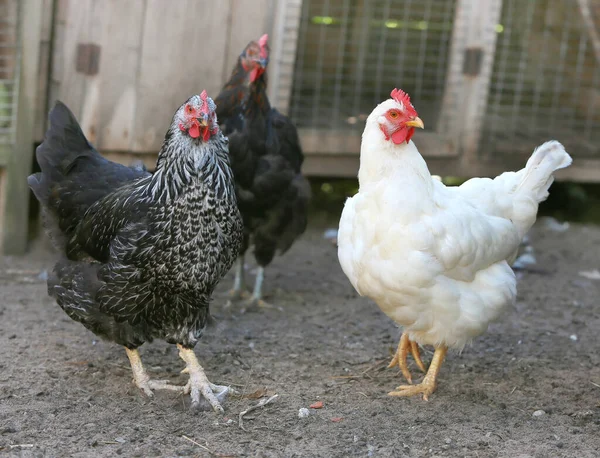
[439, 0, 503, 163]
[2, 0, 43, 254]
[268, 0, 303, 113]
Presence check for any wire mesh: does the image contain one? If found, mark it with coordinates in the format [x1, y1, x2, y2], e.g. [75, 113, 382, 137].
[482, 0, 600, 159]
[0, 0, 20, 147]
[289, 0, 456, 132]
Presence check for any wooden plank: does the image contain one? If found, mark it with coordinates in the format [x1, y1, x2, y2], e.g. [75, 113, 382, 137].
[83, 0, 145, 151]
[49, 0, 94, 120]
[298, 129, 455, 158]
[96, 146, 600, 183]
[222, 0, 272, 83]
[439, 0, 503, 159]
[49, 0, 146, 149]
[132, 0, 231, 152]
[33, 0, 56, 142]
[2, 0, 43, 254]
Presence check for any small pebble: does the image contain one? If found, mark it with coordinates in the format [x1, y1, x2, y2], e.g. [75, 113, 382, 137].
[569, 334, 578, 341]
[533, 410, 546, 417]
[298, 408, 310, 418]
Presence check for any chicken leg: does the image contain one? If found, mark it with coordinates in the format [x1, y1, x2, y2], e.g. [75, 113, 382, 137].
[389, 346, 447, 401]
[388, 333, 427, 383]
[177, 344, 230, 413]
[244, 266, 273, 309]
[125, 347, 185, 396]
[228, 257, 250, 300]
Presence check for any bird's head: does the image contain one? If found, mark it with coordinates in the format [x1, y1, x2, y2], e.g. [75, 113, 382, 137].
[240, 34, 270, 83]
[176, 91, 219, 142]
[370, 88, 424, 145]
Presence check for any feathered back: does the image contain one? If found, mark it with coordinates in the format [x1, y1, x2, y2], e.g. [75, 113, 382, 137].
[28, 101, 149, 250]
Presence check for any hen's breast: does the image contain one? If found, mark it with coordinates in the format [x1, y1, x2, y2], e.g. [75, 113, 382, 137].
[144, 185, 241, 292]
[338, 189, 516, 349]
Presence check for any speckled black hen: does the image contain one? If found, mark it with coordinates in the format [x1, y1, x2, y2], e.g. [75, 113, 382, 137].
[215, 34, 310, 308]
[27, 92, 243, 412]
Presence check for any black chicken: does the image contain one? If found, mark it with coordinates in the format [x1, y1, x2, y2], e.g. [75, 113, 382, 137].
[28, 92, 243, 412]
[215, 34, 310, 308]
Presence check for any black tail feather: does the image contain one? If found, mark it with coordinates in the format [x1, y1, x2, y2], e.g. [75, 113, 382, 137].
[28, 101, 95, 206]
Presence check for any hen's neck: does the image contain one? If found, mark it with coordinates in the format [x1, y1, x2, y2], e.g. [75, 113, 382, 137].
[358, 125, 433, 193]
[149, 130, 234, 202]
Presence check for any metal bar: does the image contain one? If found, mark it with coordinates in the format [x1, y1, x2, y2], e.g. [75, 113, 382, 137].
[310, 0, 331, 126]
[583, 63, 599, 139]
[373, 0, 391, 105]
[548, 3, 573, 132]
[290, 0, 311, 123]
[351, 0, 372, 118]
[394, 0, 413, 87]
[331, 0, 351, 128]
[489, 0, 514, 138]
[435, 0, 455, 98]
[529, 4, 553, 136]
[568, 25, 588, 134]
[508, 0, 536, 135]
[414, 0, 433, 100]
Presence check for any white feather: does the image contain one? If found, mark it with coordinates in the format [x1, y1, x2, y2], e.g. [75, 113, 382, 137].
[338, 99, 572, 349]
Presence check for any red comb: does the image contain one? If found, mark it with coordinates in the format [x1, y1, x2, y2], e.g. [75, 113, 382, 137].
[200, 90, 210, 114]
[258, 34, 268, 48]
[390, 88, 417, 117]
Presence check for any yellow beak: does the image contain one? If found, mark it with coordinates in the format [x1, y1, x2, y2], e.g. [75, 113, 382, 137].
[404, 117, 424, 129]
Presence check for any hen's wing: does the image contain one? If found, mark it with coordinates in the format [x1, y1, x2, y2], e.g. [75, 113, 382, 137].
[268, 108, 304, 172]
[425, 187, 522, 282]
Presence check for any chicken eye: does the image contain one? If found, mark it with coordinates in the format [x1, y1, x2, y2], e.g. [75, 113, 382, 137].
[186, 105, 194, 114]
[389, 111, 399, 119]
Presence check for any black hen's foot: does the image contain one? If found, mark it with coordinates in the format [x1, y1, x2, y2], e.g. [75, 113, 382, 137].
[178, 345, 230, 413]
[125, 347, 184, 396]
[228, 288, 251, 300]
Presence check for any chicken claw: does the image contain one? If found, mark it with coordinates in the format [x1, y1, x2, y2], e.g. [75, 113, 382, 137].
[177, 345, 229, 413]
[388, 333, 427, 384]
[389, 346, 447, 400]
[125, 348, 184, 396]
[229, 288, 251, 300]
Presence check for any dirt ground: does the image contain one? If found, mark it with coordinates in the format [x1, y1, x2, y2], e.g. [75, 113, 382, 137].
[1, 220, 599, 458]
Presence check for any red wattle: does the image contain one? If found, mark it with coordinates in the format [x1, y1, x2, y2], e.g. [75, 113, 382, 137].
[189, 124, 200, 138]
[202, 127, 211, 141]
[391, 128, 407, 145]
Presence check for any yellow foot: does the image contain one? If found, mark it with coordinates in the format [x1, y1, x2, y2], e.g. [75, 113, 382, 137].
[389, 379, 436, 401]
[388, 333, 427, 384]
[388, 346, 447, 401]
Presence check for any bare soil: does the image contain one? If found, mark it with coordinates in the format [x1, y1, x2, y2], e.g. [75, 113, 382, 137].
[1, 221, 599, 457]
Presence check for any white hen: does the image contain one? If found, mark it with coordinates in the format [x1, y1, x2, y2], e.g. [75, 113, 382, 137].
[337, 88, 572, 400]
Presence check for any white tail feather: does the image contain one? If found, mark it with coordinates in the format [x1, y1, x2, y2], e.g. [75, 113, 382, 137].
[516, 141, 572, 202]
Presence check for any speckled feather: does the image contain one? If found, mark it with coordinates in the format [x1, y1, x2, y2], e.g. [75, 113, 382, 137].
[215, 40, 310, 268]
[28, 97, 243, 349]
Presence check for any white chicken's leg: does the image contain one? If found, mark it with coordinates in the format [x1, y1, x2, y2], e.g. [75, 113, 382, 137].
[125, 348, 184, 396]
[388, 333, 427, 383]
[228, 257, 250, 299]
[177, 344, 230, 413]
[389, 346, 447, 401]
